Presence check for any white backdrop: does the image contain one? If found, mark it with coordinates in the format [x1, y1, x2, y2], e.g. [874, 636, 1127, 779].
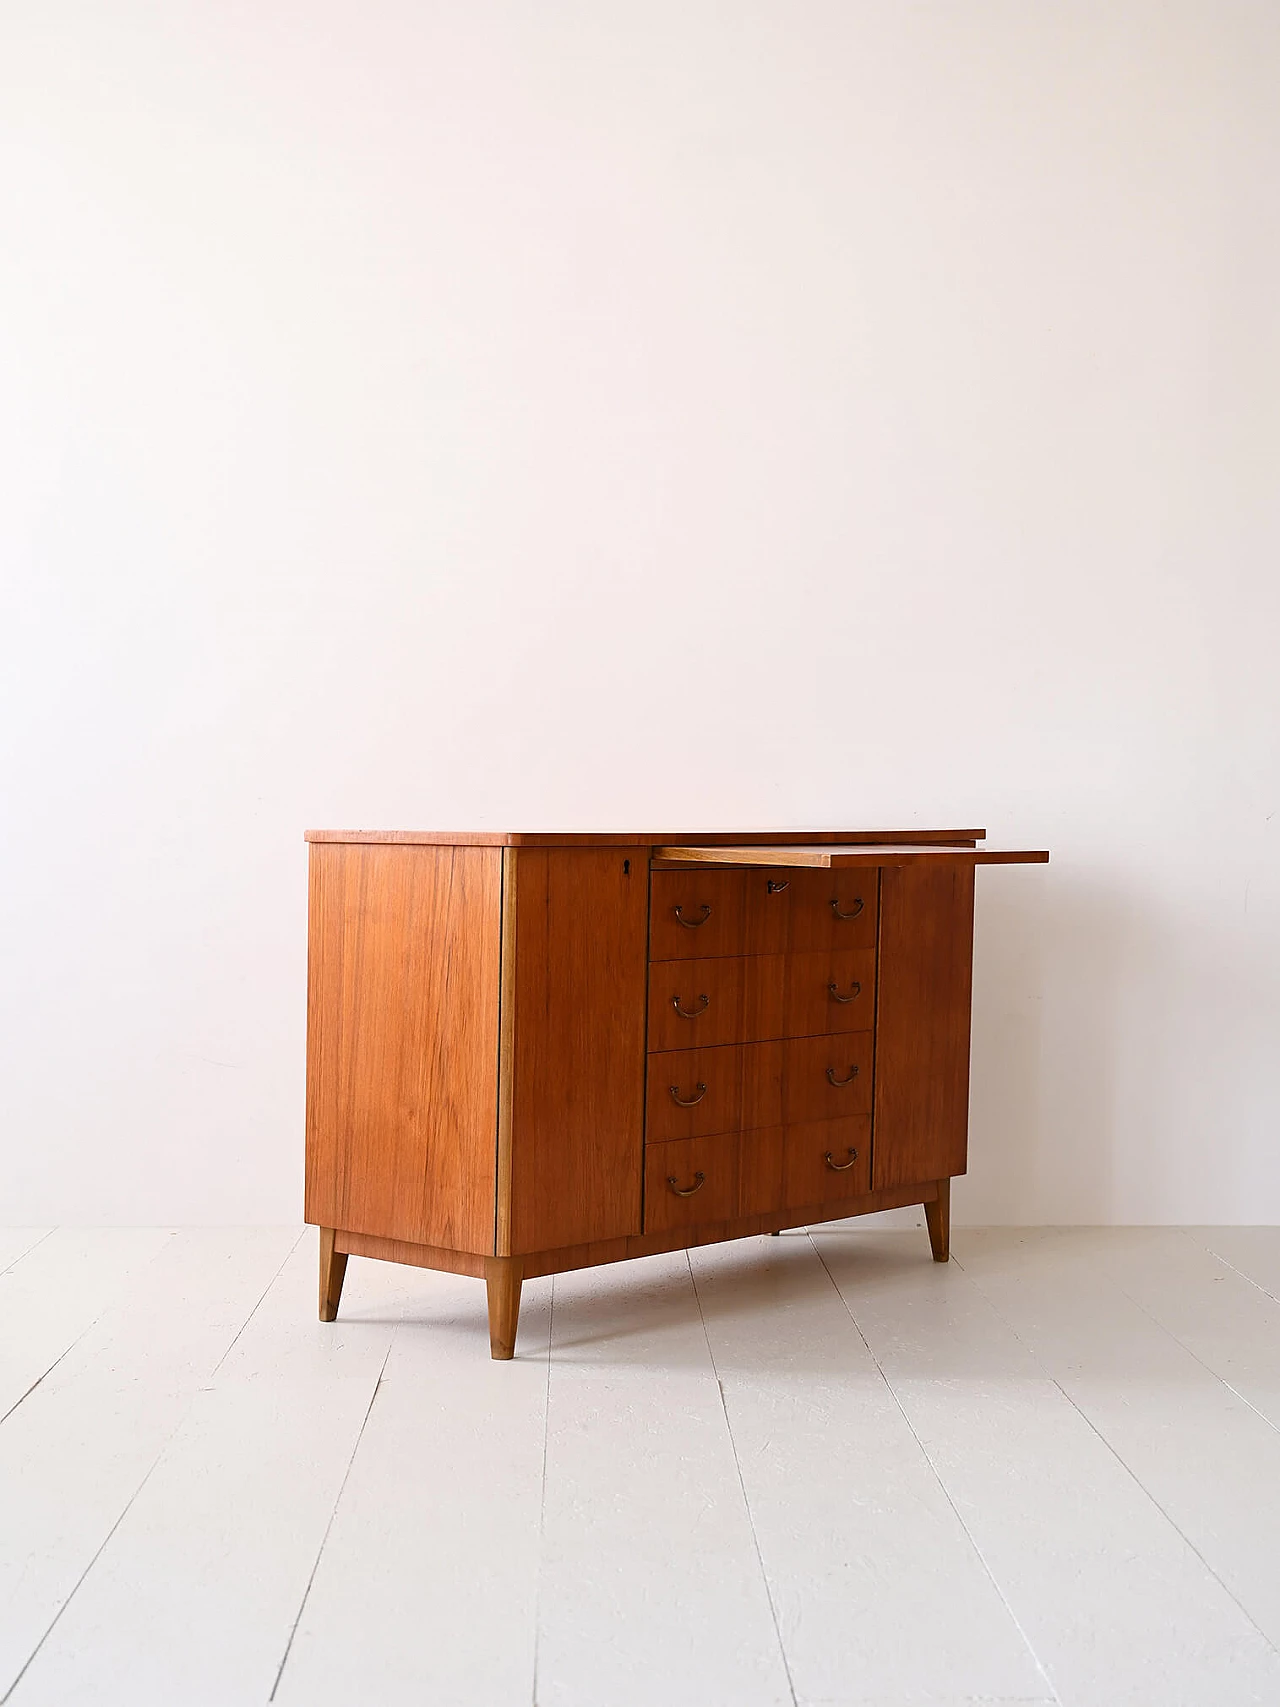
[2, 1, 1277, 1225]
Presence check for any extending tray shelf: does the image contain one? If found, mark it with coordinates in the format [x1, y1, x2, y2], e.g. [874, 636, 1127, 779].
[653, 843, 1050, 869]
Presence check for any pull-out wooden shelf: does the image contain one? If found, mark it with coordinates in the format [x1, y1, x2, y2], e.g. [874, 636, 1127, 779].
[304, 828, 1048, 1357]
[654, 843, 1050, 868]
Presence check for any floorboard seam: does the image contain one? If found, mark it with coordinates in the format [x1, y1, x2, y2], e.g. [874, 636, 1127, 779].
[207, 1227, 306, 1379]
[0, 1399, 176, 1704]
[0, 1230, 310, 1703]
[686, 1249, 799, 1707]
[0, 1232, 181, 1430]
[269, 1332, 398, 1702]
[530, 1277, 555, 1707]
[1184, 1229, 1280, 1308]
[808, 1235, 1064, 1707]
[952, 1250, 1280, 1666]
[0, 1229, 55, 1276]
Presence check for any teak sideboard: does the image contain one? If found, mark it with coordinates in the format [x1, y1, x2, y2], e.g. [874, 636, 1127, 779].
[304, 829, 1047, 1357]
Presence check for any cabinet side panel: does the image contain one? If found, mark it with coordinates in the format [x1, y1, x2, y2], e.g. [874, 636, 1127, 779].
[508, 849, 647, 1254]
[304, 843, 500, 1252]
[872, 862, 975, 1190]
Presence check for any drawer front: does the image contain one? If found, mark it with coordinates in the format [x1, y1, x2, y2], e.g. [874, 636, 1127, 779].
[780, 1033, 875, 1124]
[648, 870, 787, 960]
[784, 869, 879, 954]
[644, 1133, 740, 1232]
[644, 1128, 785, 1231]
[780, 948, 877, 1038]
[649, 867, 879, 960]
[782, 1117, 872, 1207]
[645, 1040, 783, 1143]
[647, 949, 877, 1052]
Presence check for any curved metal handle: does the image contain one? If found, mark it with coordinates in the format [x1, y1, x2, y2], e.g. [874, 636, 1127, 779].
[824, 1148, 859, 1172]
[669, 1081, 708, 1107]
[672, 993, 710, 1019]
[826, 1064, 860, 1087]
[674, 904, 712, 929]
[830, 897, 864, 920]
[667, 1171, 706, 1197]
[766, 879, 790, 894]
[827, 980, 862, 1004]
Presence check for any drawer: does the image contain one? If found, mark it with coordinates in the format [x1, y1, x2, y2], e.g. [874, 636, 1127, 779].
[649, 867, 879, 960]
[643, 1128, 785, 1232]
[643, 1132, 740, 1233]
[645, 1040, 783, 1143]
[647, 948, 876, 1052]
[783, 868, 879, 954]
[780, 1033, 874, 1124]
[648, 869, 787, 961]
[782, 1117, 872, 1207]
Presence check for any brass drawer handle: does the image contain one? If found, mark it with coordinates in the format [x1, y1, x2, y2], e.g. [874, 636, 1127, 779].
[667, 1171, 706, 1197]
[824, 1148, 859, 1171]
[828, 980, 862, 1004]
[672, 994, 710, 1018]
[669, 1081, 708, 1107]
[830, 897, 864, 920]
[674, 904, 712, 928]
[767, 879, 790, 894]
[826, 1064, 860, 1087]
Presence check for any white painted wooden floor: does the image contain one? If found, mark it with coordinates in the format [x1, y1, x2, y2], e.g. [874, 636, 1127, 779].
[3, 1225, 1280, 1706]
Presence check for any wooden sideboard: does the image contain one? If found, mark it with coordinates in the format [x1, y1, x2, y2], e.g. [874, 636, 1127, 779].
[304, 829, 1047, 1357]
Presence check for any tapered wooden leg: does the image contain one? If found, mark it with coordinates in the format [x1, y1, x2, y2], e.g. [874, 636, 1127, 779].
[924, 1179, 950, 1263]
[319, 1227, 348, 1321]
[485, 1257, 524, 1360]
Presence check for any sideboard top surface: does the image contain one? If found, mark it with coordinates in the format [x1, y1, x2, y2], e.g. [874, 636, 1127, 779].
[303, 828, 989, 848]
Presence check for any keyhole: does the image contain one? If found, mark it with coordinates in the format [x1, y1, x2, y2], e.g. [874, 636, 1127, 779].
[623, 859, 631, 875]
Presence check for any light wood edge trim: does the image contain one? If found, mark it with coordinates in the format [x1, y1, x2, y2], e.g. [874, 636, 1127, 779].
[653, 846, 1047, 869]
[494, 847, 518, 1257]
[334, 1229, 488, 1278]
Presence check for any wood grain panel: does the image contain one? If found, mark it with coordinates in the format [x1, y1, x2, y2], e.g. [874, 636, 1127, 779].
[782, 1117, 872, 1206]
[780, 1033, 875, 1123]
[335, 1229, 489, 1279]
[304, 843, 500, 1252]
[506, 848, 648, 1254]
[872, 862, 976, 1190]
[644, 1040, 784, 1143]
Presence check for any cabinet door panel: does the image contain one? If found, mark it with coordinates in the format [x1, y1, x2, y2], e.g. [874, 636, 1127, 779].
[304, 843, 500, 1253]
[507, 849, 648, 1253]
[872, 863, 975, 1190]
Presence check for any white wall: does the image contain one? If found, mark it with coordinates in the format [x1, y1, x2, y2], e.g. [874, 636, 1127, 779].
[2, 1, 1277, 1226]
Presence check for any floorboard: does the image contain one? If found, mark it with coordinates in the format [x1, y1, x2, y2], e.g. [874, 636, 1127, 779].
[535, 1252, 791, 1707]
[689, 1234, 1049, 1705]
[273, 1266, 552, 1706]
[0, 1228, 299, 1698]
[4, 1226, 1280, 1707]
